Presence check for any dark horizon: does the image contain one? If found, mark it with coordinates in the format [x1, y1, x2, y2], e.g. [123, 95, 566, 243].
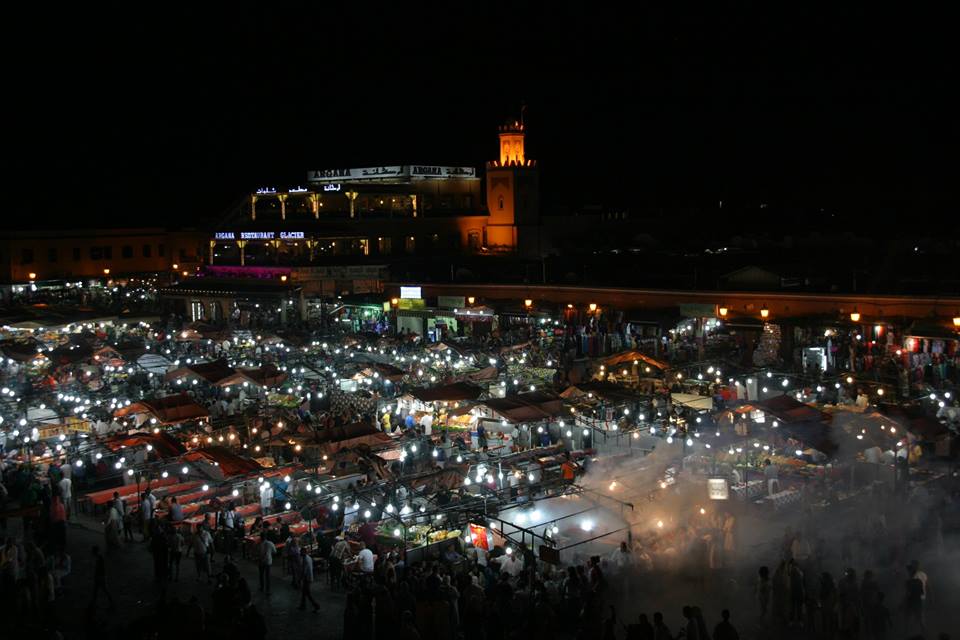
[7, 4, 956, 229]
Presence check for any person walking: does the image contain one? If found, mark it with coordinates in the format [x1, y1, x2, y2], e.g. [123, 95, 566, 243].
[90, 546, 114, 609]
[167, 525, 183, 581]
[712, 610, 739, 640]
[258, 534, 276, 595]
[298, 548, 319, 612]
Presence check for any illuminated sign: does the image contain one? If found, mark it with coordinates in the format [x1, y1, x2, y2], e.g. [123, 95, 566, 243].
[216, 231, 306, 241]
[411, 166, 476, 178]
[256, 187, 277, 194]
[288, 186, 308, 193]
[707, 478, 729, 500]
[400, 286, 422, 299]
[308, 165, 477, 183]
[323, 183, 341, 192]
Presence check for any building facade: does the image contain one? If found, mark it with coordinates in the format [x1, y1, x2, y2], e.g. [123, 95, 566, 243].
[208, 119, 541, 277]
[0, 228, 206, 284]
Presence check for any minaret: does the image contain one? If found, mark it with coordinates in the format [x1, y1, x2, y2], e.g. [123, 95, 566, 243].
[498, 120, 526, 167]
[484, 115, 539, 254]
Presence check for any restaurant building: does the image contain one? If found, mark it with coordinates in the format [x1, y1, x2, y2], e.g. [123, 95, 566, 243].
[207, 119, 541, 280]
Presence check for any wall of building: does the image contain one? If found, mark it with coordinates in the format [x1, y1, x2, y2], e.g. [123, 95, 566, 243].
[0, 228, 207, 283]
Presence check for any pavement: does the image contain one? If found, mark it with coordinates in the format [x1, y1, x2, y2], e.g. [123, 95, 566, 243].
[31, 514, 347, 639]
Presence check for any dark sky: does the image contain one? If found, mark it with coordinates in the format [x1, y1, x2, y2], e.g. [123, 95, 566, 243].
[7, 3, 956, 228]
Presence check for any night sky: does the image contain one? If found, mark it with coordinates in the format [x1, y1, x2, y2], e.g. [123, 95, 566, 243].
[7, 3, 955, 229]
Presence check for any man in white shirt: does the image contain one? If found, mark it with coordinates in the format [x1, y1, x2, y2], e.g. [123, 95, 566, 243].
[419, 413, 434, 436]
[193, 525, 213, 582]
[298, 548, 319, 611]
[357, 542, 375, 574]
[258, 535, 277, 594]
[141, 490, 157, 540]
[58, 476, 73, 519]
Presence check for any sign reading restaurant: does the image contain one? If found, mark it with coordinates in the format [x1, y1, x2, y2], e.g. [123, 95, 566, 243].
[307, 165, 476, 182]
[214, 231, 305, 240]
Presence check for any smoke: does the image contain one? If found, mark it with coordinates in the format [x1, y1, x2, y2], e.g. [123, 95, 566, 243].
[556, 434, 960, 636]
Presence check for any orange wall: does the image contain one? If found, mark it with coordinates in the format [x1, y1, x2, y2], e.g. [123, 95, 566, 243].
[2, 229, 207, 282]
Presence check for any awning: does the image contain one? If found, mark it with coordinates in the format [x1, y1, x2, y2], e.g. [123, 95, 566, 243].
[410, 382, 484, 402]
[102, 431, 186, 458]
[671, 393, 714, 411]
[183, 447, 264, 478]
[603, 350, 669, 371]
[481, 391, 564, 423]
[114, 392, 209, 424]
[164, 358, 236, 384]
[757, 395, 831, 424]
[217, 364, 288, 388]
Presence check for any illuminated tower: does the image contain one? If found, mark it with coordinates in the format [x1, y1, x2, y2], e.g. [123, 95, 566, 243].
[485, 118, 539, 254]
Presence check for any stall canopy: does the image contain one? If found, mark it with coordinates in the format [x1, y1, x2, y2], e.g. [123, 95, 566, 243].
[776, 420, 839, 456]
[102, 431, 186, 458]
[671, 393, 714, 411]
[217, 364, 287, 388]
[114, 392, 209, 424]
[0, 339, 44, 362]
[482, 391, 564, 423]
[462, 366, 499, 382]
[878, 404, 949, 441]
[164, 358, 235, 384]
[757, 395, 831, 424]
[603, 350, 670, 371]
[309, 422, 392, 453]
[137, 353, 173, 374]
[410, 382, 484, 402]
[560, 381, 642, 404]
[183, 447, 263, 477]
[48, 342, 94, 366]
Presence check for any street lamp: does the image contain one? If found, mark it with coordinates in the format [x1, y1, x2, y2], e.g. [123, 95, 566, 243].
[589, 303, 598, 312]
[718, 305, 728, 318]
[850, 309, 861, 322]
[760, 305, 769, 319]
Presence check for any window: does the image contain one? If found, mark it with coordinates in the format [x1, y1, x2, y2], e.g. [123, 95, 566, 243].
[21, 248, 34, 264]
[158, 244, 166, 257]
[47, 248, 58, 263]
[73, 247, 81, 261]
[498, 195, 504, 210]
[143, 244, 152, 258]
[467, 230, 481, 251]
[377, 236, 392, 254]
[90, 246, 112, 260]
[122, 245, 133, 259]
[404, 236, 416, 254]
[358, 239, 370, 256]
[179, 248, 187, 261]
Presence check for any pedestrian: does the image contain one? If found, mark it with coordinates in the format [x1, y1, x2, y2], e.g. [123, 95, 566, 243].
[298, 548, 319, 612]
[167, 525, 183, 581]
[652, 611, 671, 640]
[756, 566, 771, 619]
[903, 563, 925, 634]
[258, 534, 276, 595]
[89, 546, 114, 609]
[712, 609, 739, 640]
[625, 613, 654, 640]
[193, 524, 213, 583]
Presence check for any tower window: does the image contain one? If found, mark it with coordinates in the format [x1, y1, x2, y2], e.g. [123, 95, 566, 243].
[498, 195, 504, 210]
